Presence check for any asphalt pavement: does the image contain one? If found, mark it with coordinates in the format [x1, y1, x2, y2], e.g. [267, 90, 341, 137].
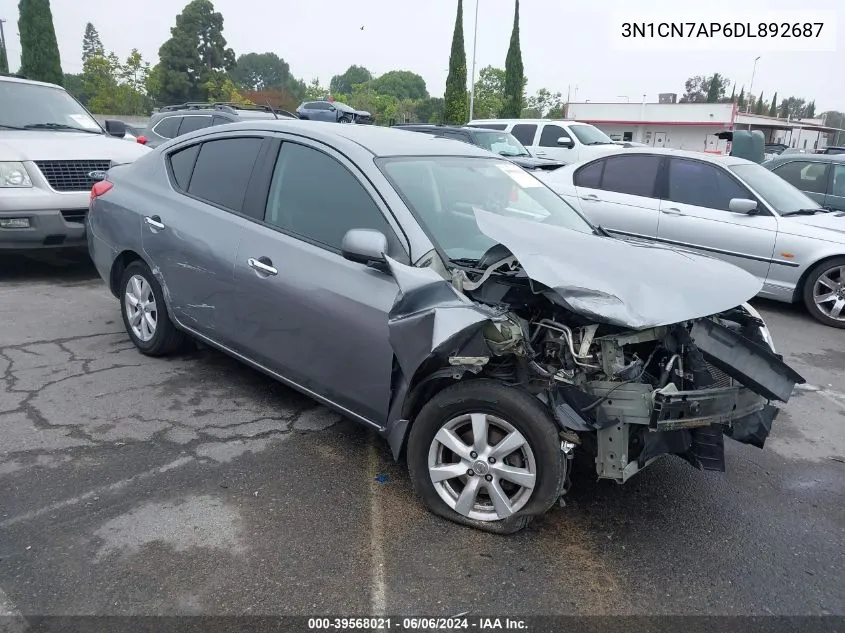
[0, 250, 843, 618]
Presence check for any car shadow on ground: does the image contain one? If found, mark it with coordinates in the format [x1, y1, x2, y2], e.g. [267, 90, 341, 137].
[0, 249, 99, 284]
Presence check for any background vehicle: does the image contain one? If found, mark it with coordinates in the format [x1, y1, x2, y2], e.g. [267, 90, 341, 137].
[87, 120, 802, 533]
[764, 153, 845, 211]
[466, 118, 623, 164]
[0, 74, 149, 251]
[296, 100, 373, 124]
[122, 124, 147, 142]
[613, 140, 648, 148]
[820, 146, 845, 155]
[392, 124, 564, 171]
[140, 102, 295, 148]
[764, 143, 789, 155]
[538, 148, 845, 328]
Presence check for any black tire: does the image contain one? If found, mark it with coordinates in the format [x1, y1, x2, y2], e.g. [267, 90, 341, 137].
[338, 115, 352, 124]
[407, 379, 566, 534]
[802, 256, 845, 329]
[119, 260, 187, 356]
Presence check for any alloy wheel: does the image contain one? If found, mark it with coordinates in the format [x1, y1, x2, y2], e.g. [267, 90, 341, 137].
[124, 274, 158, 342]
[813, 264, 845, 321]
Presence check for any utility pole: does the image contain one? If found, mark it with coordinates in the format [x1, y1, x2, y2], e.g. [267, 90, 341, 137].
[747, 56, 760, 113]
[468, 0, 480, 121]
[0, 19, 8, 73]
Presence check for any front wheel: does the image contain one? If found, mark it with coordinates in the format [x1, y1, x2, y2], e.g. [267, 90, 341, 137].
[407, 379, 566, 534]
[802, 257, 845, 328]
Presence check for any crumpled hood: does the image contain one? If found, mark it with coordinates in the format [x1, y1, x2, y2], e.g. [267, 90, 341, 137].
[780, 211, 845, 240]
[0, 130, 150, 163]
[473, 209, 764, 329]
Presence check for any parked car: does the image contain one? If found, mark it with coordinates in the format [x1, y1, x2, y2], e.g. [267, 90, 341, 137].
[392, 124, 564, 171]
[122, 124, 147, 142]
[0, 74, 150, 251]
[538, 148, 845, 328]
[87, 120, 803, 532]
[296, 100, 373, 124]
[820, 146, 845, 155]
[763, 153, 845, 212]
[141, 102, 294, 148]
[613, 140, 648, 148]
[764, 143, 789, 155]
[466, 118, 623, 165]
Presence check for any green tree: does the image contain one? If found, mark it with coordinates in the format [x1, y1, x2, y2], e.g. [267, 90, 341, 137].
[343, 84, 399, 125]
[778, 96, 807, 119]
[737, 86, 745, 109]
[304, 77, 328, 101]
[681, 74, 730, 104]
[370, 70, 428, 101]
[231, 52, 305, 100]
[0, 35, 9, 73]
[152, 0, 236, 104]
[754, 91, 765, 115]
[63, 73, 84, 101]
[330, 65, 372, 95]
[805, 101, 816, 118]
[768, 92, 778, 117]
[706, 72, 726, 103]
[472, 66, 505, 119]
[443, 0, 468, 124]
[501, 0, 524, 118]
[17, 0, 63, 85]
[414, 97, 446, 123]
[728, 83, 736, 103]
[524, 88, 562, 118]
[82, 22, 103, 62]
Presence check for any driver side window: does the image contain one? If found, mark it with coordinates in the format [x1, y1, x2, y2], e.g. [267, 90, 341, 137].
[539, 125, 571, 147]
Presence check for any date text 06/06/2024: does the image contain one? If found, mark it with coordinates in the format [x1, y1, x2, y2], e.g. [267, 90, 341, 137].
[307, 617, 529, 630]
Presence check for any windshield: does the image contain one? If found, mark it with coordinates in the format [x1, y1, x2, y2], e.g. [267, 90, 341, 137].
[472, 131, 530, 157]
[569, 124, 614, 145]
[730, 163, 823, 215]
[377, 156, 594, 262]
[0, 80, 103, 133]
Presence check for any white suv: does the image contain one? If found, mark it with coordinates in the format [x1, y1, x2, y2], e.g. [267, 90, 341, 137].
[0, 74, 150, 251]
[467, 118, 624, 165]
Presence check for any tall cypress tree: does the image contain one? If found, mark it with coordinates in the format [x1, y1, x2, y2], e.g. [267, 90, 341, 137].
[729, 83, 736, 103]
[82, 23, 104, 62]
[768, 92, 778, 117]
[443, 0, 468, 124]
[501, 0, 524, 118]
[17, 0, 63, 85]
[737, 86, 745, 109]
[754, 91, 764, 115]
[0, 35, 9, 74]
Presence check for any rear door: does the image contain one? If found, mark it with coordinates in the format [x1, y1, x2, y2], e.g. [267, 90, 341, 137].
[769, 159, 830, 206]
[572, 154, 663, 238]
[535, 123, 577, 163]
[656, 157, 778, 282]
[509, 123, 539, 155]
[826, 163, 845, 211]
[142, 134, 269, 343]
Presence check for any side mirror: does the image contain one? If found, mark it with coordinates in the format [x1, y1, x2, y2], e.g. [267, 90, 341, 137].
[103, 119, 127, 137]
[557, 137, 574, 149]
[729, 198, 759, 214]
[341, 229, 388, 267]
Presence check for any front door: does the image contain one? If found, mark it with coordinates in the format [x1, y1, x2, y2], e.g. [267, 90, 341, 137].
[534, 123, 578, 163]
[825, 163, 845, 211]
[141, 135, 266, 340]
[230, 139, 409, 426]
[656, 157, 779, 284]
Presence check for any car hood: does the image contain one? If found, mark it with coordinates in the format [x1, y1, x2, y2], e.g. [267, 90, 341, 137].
[506, 155, 564, 170]
[780, 211, 845, 240]
[0, 130, 151, 162]
[472, 209, 764, 329]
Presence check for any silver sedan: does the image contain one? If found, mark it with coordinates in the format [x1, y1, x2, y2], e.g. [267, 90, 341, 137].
[539, 148, 845, 328]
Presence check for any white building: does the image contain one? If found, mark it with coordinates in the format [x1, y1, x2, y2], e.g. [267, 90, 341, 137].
[564, 102, 842, 154]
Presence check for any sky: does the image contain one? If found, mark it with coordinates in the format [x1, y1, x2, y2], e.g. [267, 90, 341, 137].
[0, 0, 842, 111]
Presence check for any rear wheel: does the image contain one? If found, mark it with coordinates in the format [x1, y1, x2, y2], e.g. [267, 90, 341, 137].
[119, 261, 187, 356]
[802, 257, 845, 328]
[407, 379, 565, 534]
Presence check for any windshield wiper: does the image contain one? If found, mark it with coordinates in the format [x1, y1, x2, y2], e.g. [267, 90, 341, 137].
[0, 124, 25, 130]
[23, 122, 101, 134]
[782, 208, 829, 216]
[594, 225, 614, 237]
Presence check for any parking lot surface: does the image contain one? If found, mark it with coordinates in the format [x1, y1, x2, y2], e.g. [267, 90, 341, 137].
[1, 251, 844, 617]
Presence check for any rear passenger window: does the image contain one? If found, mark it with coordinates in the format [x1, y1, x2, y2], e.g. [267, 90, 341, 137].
[178, 116, 212, 135]
[187, 137, 263, 212]
[153, 116, 180, 139]
[212, 115, 232, 126]
[510, 124, 537, 146]
[573, 160, 604, 188]
[168, 144, 200, 190]
[600, 155, 661, 198]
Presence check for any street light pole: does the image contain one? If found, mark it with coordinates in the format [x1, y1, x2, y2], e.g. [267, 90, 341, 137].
[0, 19, 8, 72]
[468, 0, 480, 121]
[747, 56, 760, 113]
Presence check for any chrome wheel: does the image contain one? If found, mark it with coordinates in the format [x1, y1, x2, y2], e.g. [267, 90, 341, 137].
[124, 274, 157, 342]
[427, 413, 537, 522]
[813, 264, 845, 321]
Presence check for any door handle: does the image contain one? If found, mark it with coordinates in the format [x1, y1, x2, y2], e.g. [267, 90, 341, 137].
[581, 194, 600, 201]
[661, 208, 685, 216]
[247, 257, 278, 276]
[144, 215, 165, 230]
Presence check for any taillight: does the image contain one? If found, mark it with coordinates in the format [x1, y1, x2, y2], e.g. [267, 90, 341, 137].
[136, 135, 147, 145]
[90, 180, 113, 202]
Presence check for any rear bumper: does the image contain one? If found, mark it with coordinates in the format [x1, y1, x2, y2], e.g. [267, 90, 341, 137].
[0, 189, 89, 250]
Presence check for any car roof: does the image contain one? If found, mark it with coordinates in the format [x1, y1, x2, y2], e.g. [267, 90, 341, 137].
[181, 120, 496, 158]
[469, 118, 586, 125]
[0, 74, 64, 90]
[599, 147, 757, 166]
[766, 152, 845, 164]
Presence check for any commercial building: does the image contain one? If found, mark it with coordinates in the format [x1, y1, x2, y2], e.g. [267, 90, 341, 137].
[564, 100, 843, 154]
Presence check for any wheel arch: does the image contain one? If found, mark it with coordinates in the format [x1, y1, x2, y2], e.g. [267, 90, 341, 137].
[109, 249, 147, 297]
[792, 253, 845, 303]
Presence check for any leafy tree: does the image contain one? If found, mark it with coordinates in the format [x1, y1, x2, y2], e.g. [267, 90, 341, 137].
[737, 86, 745, 109]
[778, 96, 807, 119]
[370, 70, 428, 101]
[706, 73, 725, 103]
[524, 88, 562, 118]
[443, 0, 468, 124]
[501, 0, 524, 118]
[0, 36, 9, 73]
[304, 77, 328, 101]
[151, 0, 236, 104]
[63, 73, 84, 101]
[414, 97, 446, 123]
[343, 84, 399, 125]
[230, 52, 305, 101]
[82, 22, 103, 62]
[204, 74, 251, 104]
[728, 84, 736, 103]
[241, 89, 298, 112]
[805, 101, 816, 118]
[754, 92, 765, 115]
[329, 65, 372, 95]
[17, 0, 63, 85]
[472, 66, 505, 119]
[768, 93, 778, 117]
[680, 74, 730, 104]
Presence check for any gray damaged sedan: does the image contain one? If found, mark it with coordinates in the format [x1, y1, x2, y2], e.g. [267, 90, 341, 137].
[87, 121, 805, 533]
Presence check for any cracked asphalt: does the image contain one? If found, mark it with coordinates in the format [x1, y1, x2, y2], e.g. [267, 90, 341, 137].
[1, 250, 844, 618]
